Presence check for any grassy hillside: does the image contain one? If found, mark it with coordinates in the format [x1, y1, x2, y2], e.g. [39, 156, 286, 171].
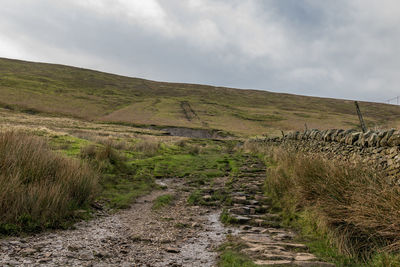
[1, 57, 400, 136]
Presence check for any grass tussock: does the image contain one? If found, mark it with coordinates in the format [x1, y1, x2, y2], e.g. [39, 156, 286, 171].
[132, 139, 160, 156]
[80, 143, 126, 170]
[264, 146, 400, 263]
[218, 237, 257, 267]
[93, 137, 131, 151]
[0, 131, 98, 234]
[152, 194, 174, 210]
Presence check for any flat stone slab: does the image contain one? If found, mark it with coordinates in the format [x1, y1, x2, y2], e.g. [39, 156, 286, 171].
[274, 242, 308, 249]
[229, 207, 251, 215]
[232, 196, 248, 204]
[240, 234, 273, 244]
[295, 253, 317, 261]
[293, 261, 336, 267]
[232, 215, 252, 223]
[262, 253, 294, 261]
[255, 259, 292, 265]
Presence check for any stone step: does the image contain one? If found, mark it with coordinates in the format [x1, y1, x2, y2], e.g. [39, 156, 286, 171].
[294, 253, 317, 262]
[237, 173, 265, 178]
[271, 232, 295, 241]
[242, 186, 263, 193]
[241, 170, 264, 174]
[229, 206, 256, 216]
[231, 196, 249, 205]
[248, 200, 260, 205]
[255, 205, 270, 214]
[231, 215, 252, 224]
[254, 259, 292, 265]
[273, 242, 308, 250]
[241, 204, 269, 213]
[292, 261, 335, 267]
[249, 219, 281, 228]
[231, 192, 247, 196]
[248, 213, 280, 221]
[239, 225, 266, 233]
[254, 195, 272, 204]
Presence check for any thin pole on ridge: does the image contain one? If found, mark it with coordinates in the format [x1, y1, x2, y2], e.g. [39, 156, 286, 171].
[354, 101, 367, 133]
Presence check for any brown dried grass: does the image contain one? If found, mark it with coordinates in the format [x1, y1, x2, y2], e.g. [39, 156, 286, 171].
[0, 131, 98, 233]
[132, 139, 161, 156]
[263, 146, 400, 259]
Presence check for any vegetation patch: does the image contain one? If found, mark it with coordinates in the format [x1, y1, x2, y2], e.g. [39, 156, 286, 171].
[187, 190, 203, 205]
[218, 250, 258, 267]
[79, 141, 155, 209]
[152, 194, 174, 210]
[220, 209, 238, 225]
[0, 131, 98, 235]
[218, 238, 258, 267]
[254, 145, 400, 266]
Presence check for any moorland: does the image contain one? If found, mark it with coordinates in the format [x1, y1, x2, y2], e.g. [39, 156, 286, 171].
[1, 57, 400, 266]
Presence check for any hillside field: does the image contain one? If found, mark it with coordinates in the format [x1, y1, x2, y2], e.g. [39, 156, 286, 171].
[1, 57, 400, 136]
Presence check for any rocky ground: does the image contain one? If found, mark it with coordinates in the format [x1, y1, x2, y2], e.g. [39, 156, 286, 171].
[0, 178, 229, 266]
[0, 155, 334, 266]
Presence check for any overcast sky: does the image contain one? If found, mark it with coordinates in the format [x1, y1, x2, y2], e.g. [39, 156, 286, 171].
[1, 0, 399, 102]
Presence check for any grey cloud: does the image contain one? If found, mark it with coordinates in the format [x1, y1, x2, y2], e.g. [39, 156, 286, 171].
[0, 0, 399, 102]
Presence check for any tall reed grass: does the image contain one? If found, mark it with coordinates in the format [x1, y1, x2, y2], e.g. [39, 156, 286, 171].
[243, 141, 400, 263]
[0, 131, 98, 234]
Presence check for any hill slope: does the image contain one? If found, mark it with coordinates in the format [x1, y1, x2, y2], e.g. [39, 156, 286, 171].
[1, 57, 400, 136]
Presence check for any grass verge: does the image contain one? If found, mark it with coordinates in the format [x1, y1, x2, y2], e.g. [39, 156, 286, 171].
[255, 145, 400, 266]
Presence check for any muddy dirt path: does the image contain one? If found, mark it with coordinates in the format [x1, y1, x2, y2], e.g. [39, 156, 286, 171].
[0, 179, 231, 266]
[0, 156, 334, 266]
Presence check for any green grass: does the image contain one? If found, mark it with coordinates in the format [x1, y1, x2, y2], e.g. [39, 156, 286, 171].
[2, 57, 400, 136]
[98, 140, 229, 208]
[187, 190, 203, 205]
[50, 134, 90, 156]
[218, 238, 260, 267]
[99, 173, 155, 209]
[218, 250, 259, 267]
[152, 194, 174, 210]
[220, 209, 238, 225]
[289, 210, 357, 266]
[73, 137, 243, 210]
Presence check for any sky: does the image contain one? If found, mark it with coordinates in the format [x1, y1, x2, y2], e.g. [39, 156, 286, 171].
[1, 0, 399, 103]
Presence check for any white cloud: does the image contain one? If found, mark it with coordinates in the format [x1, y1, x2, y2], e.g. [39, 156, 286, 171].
[0, 35, 26, 60]
[73, 0, 172, 35]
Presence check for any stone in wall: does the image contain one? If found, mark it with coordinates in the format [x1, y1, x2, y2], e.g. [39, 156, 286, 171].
[345, 132, 361, 145]
[367, 133, 378, 147]
[388, 131, 400, 147]
[380, 130, 395, 147]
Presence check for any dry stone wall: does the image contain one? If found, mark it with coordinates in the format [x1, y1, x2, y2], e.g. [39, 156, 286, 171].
[257, 129, 400, 182]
